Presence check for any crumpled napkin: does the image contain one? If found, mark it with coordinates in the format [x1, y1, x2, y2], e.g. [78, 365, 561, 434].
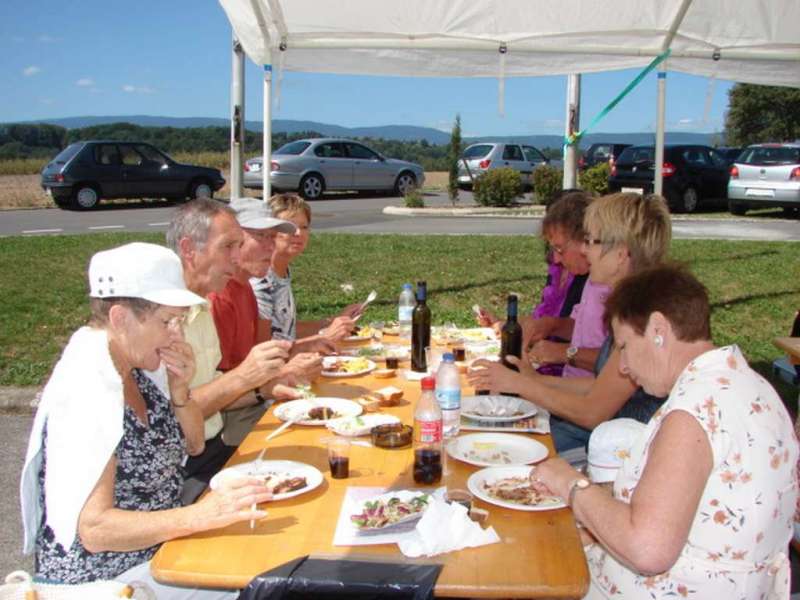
[397, 496, 500, 557]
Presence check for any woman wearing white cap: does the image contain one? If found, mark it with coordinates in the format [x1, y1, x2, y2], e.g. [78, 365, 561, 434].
[20, 242, 270, 598]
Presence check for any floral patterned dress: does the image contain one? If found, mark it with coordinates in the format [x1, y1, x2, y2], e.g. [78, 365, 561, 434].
[584, 346, 798, 599]
[35, 369, 185, 583]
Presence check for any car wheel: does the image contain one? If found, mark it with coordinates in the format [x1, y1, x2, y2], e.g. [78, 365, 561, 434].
[394, 172, 417, 196]
[728, 201, 748, 216]
[299, 173, 324, 200]
[190, 180, 214, 200]
[71, 184, 100, 210]
[674, 186, 699, 213]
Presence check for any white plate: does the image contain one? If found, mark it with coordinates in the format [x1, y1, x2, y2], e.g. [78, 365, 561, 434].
[461, 395, 538, 422]
[468, 466, 566, 512]
[326, 413, 401, 437]
[432, 327, 496, 344]
[446, 433, 549, 467]
[321, 357, 377, 377]
[209, 459, 323, 501]
[351, 489, 432, 531]
[273, 397, 362, 426]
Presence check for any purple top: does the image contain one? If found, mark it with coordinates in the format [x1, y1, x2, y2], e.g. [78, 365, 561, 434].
[562, 280, 611, 379]
[532, 262, 573, 319]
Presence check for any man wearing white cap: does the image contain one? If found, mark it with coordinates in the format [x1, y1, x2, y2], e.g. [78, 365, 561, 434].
[167, 199, 291, 503]
[209, 197, 324, 446]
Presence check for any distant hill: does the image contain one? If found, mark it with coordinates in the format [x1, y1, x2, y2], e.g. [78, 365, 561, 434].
[22, 115, 724, 148]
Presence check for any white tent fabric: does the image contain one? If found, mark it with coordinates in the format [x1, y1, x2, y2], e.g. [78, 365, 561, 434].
[219, 0, 800, 87]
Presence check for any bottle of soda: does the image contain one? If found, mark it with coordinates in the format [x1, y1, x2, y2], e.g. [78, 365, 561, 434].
[413, 376, 443, 485]
[398, 283, 415, 339]
[411, 281, 431, 373]
[436, 353, 461, 438]
[500, 294, 523, 371]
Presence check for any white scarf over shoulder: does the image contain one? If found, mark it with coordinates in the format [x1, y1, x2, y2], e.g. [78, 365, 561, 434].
[20, 326, 167, 554]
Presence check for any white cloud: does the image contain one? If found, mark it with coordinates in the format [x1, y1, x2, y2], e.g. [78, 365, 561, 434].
[76, 78, 95, 87]
[38, 34, 58, 43]
[23, 65, 41, 77]
[122, 84, 155, 94]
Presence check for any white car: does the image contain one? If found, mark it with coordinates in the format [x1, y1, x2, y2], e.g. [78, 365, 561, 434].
[457, 142, 561, 190]
[727, 143, 800, 216]
[243, 138, 425, 200]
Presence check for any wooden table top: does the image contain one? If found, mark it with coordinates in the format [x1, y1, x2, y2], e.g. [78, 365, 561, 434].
[774, 337, 800, 362]
[151, 347, 589, 598]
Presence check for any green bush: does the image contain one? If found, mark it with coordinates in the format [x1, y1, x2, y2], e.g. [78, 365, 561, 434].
[532, 165, 563, 205]
[472, 168, 522, 207]
[579, 162, 610, 196]
[404, 188, 425, 208]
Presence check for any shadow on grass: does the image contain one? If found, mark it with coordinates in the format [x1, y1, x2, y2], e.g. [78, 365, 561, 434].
[710, 288, 800, 310]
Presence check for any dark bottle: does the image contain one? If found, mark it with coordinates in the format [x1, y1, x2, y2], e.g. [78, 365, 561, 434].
[500, 294, 523, 371]
[413, 377, 443, 484]
[792, 310, 800, 337]
[411, 281, 431, 373]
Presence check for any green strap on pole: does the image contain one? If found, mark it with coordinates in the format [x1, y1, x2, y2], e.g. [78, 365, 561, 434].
[564, 49, 672, 147]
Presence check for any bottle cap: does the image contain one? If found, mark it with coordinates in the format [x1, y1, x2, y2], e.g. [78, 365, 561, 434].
[421, 376, 436, 390]
[403, 283, 412, 290]
[442, 352, 455, 362]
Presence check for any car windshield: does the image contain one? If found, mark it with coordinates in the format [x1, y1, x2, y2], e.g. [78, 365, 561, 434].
[618, 147, 654, 164]
[275, 141, 312, 155]
[51, 143, 84, 164]
[738, 146, 800, 166]
[463, 144, 493, 159]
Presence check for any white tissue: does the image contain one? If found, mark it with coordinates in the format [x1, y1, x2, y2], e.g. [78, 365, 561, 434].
[397, 497, 500, 557]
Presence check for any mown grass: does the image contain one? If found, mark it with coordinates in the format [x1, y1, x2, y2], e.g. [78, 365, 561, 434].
[1, 233, 798, 405]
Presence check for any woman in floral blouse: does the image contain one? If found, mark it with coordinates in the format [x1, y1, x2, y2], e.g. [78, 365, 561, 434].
[532, 265, 798, 599]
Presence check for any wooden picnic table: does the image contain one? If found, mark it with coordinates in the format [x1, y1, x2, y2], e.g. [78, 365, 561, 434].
[151, 339, 590, 598]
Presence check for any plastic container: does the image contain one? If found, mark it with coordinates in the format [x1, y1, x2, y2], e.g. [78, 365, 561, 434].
[371, 423, 413, 448]
[436, 352, 461, 437]
[398, 283, 415, 339]
[413, 376, 442, 484]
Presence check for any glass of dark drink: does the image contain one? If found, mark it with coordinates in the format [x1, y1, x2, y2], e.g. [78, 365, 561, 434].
[452, 346, 466, 362]
[385, 356, 400, 369]
[413, 448, 443, 484]
[327, 437, 351, 479]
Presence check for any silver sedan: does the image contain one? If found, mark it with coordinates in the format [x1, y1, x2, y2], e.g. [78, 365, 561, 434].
[244, 138, 425, 200]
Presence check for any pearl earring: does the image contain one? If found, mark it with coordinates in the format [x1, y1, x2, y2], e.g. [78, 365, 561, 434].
[654, 335, 664, 347]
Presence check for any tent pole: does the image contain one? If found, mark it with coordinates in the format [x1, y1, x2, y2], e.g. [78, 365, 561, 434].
[562, 74, 581, 190]
[654, 68, 666, 197]
[262, 61, 272, 199]
[230, 34, 245, 200]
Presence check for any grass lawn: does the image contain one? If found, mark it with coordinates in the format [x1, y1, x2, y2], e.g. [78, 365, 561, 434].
[1, 233, 798, 405]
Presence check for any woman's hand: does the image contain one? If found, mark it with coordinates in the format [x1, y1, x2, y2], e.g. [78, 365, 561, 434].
[190, 477, 273, 533]
[529, 457, 582, 501]
[528, 340, 567, 366]
[160, 340, 196, 399]
[475, 306, 498, 328]
[466, 358, 523, 395]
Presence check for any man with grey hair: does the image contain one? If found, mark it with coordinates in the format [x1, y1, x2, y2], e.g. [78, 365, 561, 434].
[167, 198, 290, 503]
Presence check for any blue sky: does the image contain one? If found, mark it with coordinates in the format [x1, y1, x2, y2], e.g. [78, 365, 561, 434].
[1, 0, 735, 137]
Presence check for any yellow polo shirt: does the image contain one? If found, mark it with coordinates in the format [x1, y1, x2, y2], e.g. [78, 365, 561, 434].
[183, 303, 224, 440]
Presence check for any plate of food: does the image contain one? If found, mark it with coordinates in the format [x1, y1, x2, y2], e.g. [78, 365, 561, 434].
[446, 433, 548, 467]
[210, 459, 323, 501]
[322, 356, 376, 377]
[433, 326, 497, 344]
[382, 321, 400, 336]
[344, 325, 380, 342]
[273, 397, 362, 426]
[326, 413, 401, 437]
[461, 395, 538, 422]
[467, 466, 566, 511]
[350, 490, 432, 531]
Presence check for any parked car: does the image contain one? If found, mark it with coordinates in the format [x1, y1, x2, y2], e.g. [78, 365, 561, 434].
[578, 143, 631, 170]
[243, 138, 425, 199]
[40, 141, 225, 210]
[727, 143, 800, 215]
[607, 144, 730, 213]
[456, 142, 561, 190]
[716, 146, 744, 166]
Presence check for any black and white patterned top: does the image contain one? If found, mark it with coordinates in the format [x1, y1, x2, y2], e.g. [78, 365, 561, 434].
[35, 369, 185, 583]
[251, 267, 296, 341]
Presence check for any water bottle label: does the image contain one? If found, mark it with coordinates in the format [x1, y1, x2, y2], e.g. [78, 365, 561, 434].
[415, 418, 442, 444]
[398, 306, 413, 321]
[435, 389, 461, 410]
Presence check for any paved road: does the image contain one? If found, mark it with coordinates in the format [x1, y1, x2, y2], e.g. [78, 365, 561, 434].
[2, 192, 798, 240]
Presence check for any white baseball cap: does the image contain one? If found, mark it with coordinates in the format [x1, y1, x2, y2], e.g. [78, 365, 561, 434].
[229, 197, 296, 233]
[89, 242, 206, 307]
[587, 418, 646, 483]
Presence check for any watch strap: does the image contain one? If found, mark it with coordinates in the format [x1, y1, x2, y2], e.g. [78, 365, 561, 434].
[567, 477, 590, 507]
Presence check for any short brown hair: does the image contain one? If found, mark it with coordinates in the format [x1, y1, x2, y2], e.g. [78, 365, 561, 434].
[541, 191, 594, 241]
[268, 193, 311, 224]
[604, 264, 711, 342]
[584, 193, 671, 274]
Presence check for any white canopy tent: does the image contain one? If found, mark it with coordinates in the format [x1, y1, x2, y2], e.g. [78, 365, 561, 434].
[218, 0, 800, 197]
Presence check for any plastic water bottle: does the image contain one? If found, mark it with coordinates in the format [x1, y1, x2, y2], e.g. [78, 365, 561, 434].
[413, 376, 443, 484]
[436, 352, 461, 437]
[398, 283, 415, 339]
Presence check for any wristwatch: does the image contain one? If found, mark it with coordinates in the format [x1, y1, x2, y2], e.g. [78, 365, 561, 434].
[254, 389, 267, 405]
[567, 477, 591, 507]
[565, 345, 579, 367]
